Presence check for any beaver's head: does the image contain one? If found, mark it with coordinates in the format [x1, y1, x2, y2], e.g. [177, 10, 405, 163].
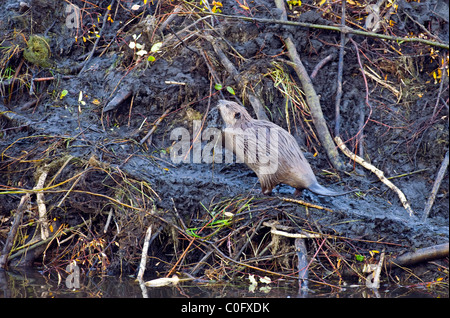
[217, 100, 253, 127]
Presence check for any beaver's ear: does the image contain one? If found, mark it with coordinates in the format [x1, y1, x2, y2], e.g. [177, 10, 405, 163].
[234, 112, 241, 119]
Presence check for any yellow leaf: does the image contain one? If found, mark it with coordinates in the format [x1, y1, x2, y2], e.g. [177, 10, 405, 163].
[92, 99, 101, 105]
[49, 224, 54, 233]
[369, 250, 379, 257]
[107, 5, 112, 10]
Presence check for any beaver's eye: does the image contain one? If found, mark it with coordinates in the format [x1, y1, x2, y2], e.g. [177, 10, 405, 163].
[234, 112, 241, 119]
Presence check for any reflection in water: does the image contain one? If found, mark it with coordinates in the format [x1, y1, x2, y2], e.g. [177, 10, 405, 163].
[0, 268, 439, 298]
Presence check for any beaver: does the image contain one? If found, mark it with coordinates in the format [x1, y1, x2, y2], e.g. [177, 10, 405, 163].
[217, 99, 353, 196]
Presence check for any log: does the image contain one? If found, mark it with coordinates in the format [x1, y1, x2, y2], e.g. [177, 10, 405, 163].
[390, 243, 449, 267]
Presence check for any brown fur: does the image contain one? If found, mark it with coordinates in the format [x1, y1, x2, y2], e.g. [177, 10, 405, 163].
[217, 100, 350, 196]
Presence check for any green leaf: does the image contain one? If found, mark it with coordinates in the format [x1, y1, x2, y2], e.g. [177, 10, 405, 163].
[186, 228, 201, 238]
[214, 83, 223, 90]
[226, 86, 235, 95]
[355, 254, 365, 262]
[147, 55, 155, 62]
[60, 89, 68, 99]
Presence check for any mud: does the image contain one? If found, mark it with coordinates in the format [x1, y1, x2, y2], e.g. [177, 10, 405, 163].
[0, 0, 448, 295]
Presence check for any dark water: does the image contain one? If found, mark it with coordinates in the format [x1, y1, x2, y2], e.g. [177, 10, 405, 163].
[0, 268, 442, 298]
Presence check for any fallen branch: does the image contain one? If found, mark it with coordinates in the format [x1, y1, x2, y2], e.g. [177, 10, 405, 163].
[335, 136, 414, 217]
[264, 219, 319, 290]
[7, 222, 85, 262]
[365, 250, 385, 289]
[275, 0, 345, 171]
[203, 34, 269, 121]
[0, 102, 34, 128]
[422, 151, 449, 222]
[295, 238, 309, 290]
[136, 225, 153, 281]
[389, 243, 449, 267]
[0, 194, 31, 269]
[34, 165, 50, 240]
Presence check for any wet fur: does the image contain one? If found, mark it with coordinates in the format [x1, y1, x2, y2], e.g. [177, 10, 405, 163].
[217, 100, 348, 196]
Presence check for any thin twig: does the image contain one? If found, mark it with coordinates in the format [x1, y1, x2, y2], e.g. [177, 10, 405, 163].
[334, 0, 346, 137]
[310, 53, 335, 80]
[139, 107, 172, 145]
[190, 11, 449, 50]
[349, 37, 374, 145]
[432, 57, 448, 118]
[278, 196, 333, 212]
